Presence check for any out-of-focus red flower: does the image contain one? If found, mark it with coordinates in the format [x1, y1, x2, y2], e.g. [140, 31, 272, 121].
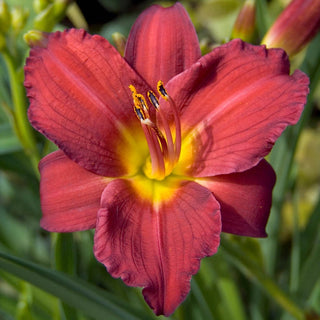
[262, 0, 320, 56]
[24, 3, 309, 316]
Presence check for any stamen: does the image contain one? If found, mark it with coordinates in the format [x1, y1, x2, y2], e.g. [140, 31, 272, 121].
[130, 85, 166, 179]
[157, 80, 169, 100]
[141, 124, 165, 179]
[134, 107, 169, 159]
[136, 94, 149, 112]
[168, 97, 181, 161]
[148, 123, 168, 160]
[148, 89, 175, 167]
[147, 90, 160, 109]
[134, 106, 146, 121]
[129, 82, 181, 179]
[129, 84, 137, 95]
[156, 81, 181, 162]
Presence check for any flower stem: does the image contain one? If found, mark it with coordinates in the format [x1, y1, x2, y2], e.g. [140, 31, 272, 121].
[220, 237, 305, 320]
[1, 50, 40, 177]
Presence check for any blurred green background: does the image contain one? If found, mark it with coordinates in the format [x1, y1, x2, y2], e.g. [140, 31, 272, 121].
[0, 0, 319, 319]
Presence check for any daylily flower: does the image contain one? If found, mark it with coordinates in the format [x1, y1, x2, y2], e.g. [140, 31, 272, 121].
[24, 3, 309, 316]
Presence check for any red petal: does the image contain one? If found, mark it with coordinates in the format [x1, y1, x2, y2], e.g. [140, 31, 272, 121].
[94, 178, 221, 316]
[168, 39, 309, 177]
[39, 150, 109, 232]
[125, 3, 201, 90]
[25, 29, 149, 177]
[198, 160, 276, 237]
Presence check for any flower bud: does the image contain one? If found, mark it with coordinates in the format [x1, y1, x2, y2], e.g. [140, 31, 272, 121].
[0, 0, 11, 34]
[33, 4, 56, 31]
[262, 0, 320, 56]
[24, 30, 48, 48]
[53, 0, 72, 18]
[112, 32, 126, 56]
[33, 0, 50, 14]
[11, 7, 29, 33]
[33, 0, 71, 32]
[231, 0, 256, 42]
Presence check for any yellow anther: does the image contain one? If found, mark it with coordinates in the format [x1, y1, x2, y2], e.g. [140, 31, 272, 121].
[157, 80, 169, 100]
[134, 106, 146, 121]
[129, 84, 137, 95]
[130, 84, 150, 120]
[135, 94, 149, 111]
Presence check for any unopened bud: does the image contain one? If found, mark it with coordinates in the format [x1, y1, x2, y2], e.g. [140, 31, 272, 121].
[33, 0, 50, 14]
[33, 4, 56, 31]
[11, 7, 29, 33]
[262, 0, 320, 56]
[0, 0, 11, 34]
[34, 0, 71, 32]
[24, 30, 48, 48]
[112, 32, 126, 56]
[53, 0, 72, 19]
[231, 0, 256, 42]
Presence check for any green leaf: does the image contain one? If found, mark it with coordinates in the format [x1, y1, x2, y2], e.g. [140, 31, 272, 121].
[190, 279, 215, 320]
[97, 0, 131, 13]
[0, 251, 152, 320]
[214, 263, 247, 320]
[255, 0, 270, 38]
[0, 292, 16, 320]
[0, 124, 21, 154]
[54, 233, 76, 276]
[0, 151, 37, 179]
[0, 209, 34, 254]
[263, 31, 320, 275]
[54, 233, 79, 320]
[0, 309, 15, 320]
[298, 197, 320, 300]
[301, 196, 320, 258]
[0, 57, 11, 111]
[220, 237, 305, 320]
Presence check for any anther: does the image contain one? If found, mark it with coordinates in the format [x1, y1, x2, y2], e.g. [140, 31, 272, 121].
[157, 80, 169, 100]
[147, 90, 160, 109]
[129, 82, 181, 179]
[134, 106, 146, 121]
[136, 94, 149, 111]
[129, 84, 137, 95]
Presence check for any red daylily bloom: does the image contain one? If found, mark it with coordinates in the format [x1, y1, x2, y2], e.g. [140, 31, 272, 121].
[24, 3, 309, 316]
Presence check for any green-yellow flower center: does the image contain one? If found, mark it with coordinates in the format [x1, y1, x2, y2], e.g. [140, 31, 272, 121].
[129, 81, 181, 181]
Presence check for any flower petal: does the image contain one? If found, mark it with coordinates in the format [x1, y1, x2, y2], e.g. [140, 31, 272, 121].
[25, 29, 149, 177]
[168, 39, 309, 177]
[94, 178, 221, 316]
[125, 3, 201, 89]
[197, 160, 276, 237]
[39, 150, 109, 232]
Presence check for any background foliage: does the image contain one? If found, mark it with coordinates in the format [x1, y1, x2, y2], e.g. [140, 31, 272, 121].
[0, 0, 319, 319]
